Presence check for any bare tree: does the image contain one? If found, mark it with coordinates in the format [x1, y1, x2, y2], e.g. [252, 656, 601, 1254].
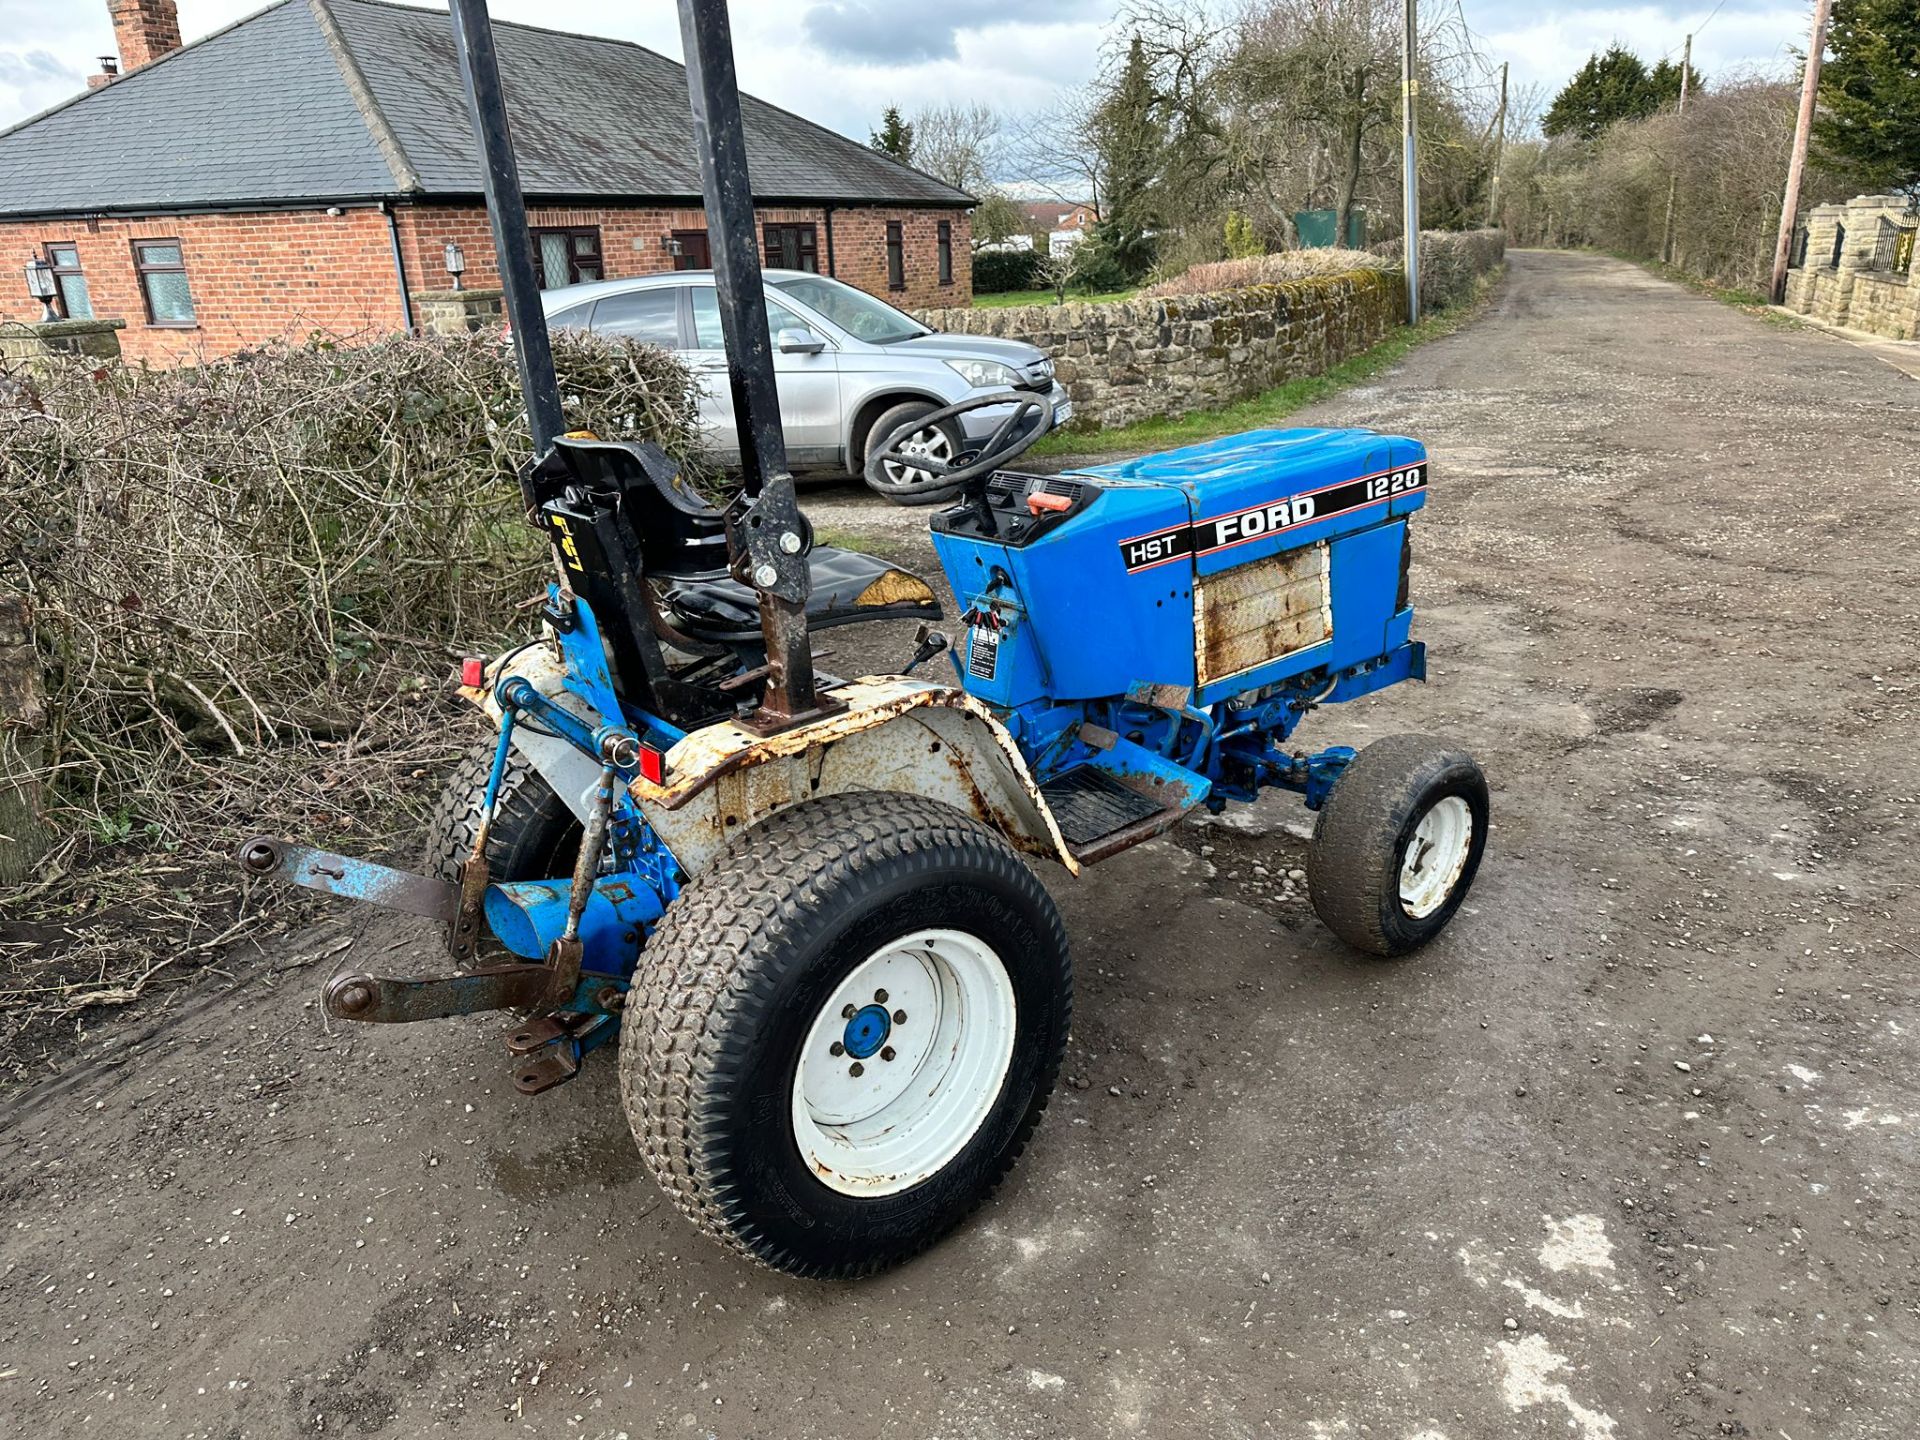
[909, 103, 1001, 195]
[1034, 245, 1083, 304]
[1003, 87, 1106, 214]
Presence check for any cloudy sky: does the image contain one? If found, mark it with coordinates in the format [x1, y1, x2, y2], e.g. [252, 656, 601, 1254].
[0, 0, 1813, 148]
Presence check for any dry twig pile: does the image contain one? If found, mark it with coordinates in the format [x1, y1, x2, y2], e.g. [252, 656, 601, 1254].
[0, 329, 701, 1070]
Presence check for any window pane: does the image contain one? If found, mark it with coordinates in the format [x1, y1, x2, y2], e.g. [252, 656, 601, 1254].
[766, 299, 807, 334]
[548, 302, 593, 331]
[537, 232, 570, 288]
[143, 270, 194, 322]
[137, 242, 182, 267]
[693, 287, 810, 349]
[48, 244, 79, 267]
[57, 273, 92, 319]
[571, 233, 597, 256]
[691, 288, 724, 349]
[575, 264, 601, 283]
[591, 288, 681, 347]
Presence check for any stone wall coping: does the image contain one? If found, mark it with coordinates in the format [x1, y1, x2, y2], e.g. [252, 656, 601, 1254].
[414, 287, 504, 303]
[3, 317, 128, 337]
[914, 266, 1399, 328]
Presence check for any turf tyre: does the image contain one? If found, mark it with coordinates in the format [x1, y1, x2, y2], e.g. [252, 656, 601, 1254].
[621, 790, 1071, 1278]
[422, 739, 580, 885]
[1306, 734, 1488, 957]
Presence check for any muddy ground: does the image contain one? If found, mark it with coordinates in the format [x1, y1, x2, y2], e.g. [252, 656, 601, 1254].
[4, 250, 1918, 1439]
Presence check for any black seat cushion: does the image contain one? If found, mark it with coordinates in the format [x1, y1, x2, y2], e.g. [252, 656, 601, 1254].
[665, 547, 941, 643]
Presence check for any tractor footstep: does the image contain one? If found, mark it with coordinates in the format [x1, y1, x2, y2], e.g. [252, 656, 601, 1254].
[1041, 765, 1187, 861]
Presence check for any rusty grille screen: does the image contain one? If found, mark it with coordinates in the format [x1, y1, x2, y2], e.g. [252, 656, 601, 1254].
[1194, 541, 1332, 686]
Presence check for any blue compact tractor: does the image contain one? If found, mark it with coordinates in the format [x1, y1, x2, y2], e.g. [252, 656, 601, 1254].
[239, 0, 1488, 1278]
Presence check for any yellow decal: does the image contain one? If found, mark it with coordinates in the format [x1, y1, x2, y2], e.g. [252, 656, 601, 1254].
[548, 515, 585, 572]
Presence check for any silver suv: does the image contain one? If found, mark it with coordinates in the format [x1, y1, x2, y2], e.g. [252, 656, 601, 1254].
[542, 270, 1070, 504]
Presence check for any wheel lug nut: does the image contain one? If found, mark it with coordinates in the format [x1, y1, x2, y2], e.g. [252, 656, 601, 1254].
[842, 1004, 856, 1019]
[893, 1009, 907, 1024]
[849, 1062, 865, 1077]
[881, 1047, 896, 1062]
[874, 988, 889, 1003]
[829, 1041, 845, 1057]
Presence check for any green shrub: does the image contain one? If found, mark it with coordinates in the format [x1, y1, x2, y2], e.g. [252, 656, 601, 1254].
[972, 248, 1043, 293]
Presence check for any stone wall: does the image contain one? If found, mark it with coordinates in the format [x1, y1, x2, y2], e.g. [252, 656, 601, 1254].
[915, 268, 1404, 430]
[0, 318, 125, 375]
[1780, 194, 1919, 339]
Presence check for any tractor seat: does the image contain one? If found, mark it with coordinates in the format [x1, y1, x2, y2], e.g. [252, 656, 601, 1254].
[664, 547, 942, 645]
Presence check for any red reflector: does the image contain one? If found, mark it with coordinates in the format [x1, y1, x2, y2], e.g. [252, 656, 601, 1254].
[638, 744, 666, 785]
[460, 657, 485, 688]
[1027, 491, 1073, 516]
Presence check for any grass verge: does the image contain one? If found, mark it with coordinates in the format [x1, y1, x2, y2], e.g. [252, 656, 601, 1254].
[972, 287, 1139, 309]
[1032, 272, 1497, 459]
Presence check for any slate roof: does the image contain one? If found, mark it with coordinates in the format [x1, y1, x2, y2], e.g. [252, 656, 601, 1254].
[0, 0, 972, 219]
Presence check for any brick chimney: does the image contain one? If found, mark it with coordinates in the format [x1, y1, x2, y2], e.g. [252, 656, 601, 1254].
[108, 0, 184, 73]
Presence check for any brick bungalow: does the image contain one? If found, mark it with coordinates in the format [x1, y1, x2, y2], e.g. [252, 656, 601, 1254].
[0, 0, 974, 365]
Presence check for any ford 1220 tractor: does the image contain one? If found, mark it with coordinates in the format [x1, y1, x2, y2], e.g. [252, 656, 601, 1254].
[239, 0, 1488, 1277]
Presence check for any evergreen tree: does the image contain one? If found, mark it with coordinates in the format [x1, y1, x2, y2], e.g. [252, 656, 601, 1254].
[1544, 46, 1665, 141]
[1815, 0, 1920, 201]
[1647, 56, 1703, 107]
[870, 106, 915, 164]
[1083, 35, 1164, 285]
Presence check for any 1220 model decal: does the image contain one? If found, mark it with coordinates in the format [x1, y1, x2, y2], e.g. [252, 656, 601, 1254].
[1117, 461, 1428, 573]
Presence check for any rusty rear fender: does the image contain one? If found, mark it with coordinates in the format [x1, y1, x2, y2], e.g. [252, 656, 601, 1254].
[467, 661, 1080, 878]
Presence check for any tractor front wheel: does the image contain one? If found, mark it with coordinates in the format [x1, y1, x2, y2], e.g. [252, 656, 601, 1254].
[1306, 734, 1489, 957]
[621, 791, 1070, 1278]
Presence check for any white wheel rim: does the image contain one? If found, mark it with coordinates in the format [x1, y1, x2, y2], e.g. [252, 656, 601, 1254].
[792, 928, 1015, 1198]
[880, 425, 955, 488]
[1399, 794, 1474, 919]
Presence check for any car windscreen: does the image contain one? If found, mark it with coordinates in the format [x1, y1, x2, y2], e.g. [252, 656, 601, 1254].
[770, 276, 928, 344]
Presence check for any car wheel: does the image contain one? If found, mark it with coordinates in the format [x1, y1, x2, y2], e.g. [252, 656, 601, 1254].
[859, 401, 969, 507]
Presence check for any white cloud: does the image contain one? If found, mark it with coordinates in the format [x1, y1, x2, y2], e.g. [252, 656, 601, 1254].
[0, 0, 1815, 141]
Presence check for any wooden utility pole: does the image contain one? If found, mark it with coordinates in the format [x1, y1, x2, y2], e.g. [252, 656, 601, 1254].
[1487, 61, 1508, 229]
[1660, 34, 1693, 265]
[1770, 0, 1834, 303]
[1401, 0, 1421, 322]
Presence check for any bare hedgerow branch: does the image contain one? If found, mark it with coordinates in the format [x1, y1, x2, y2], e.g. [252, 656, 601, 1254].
[0, 328, 704, 1066]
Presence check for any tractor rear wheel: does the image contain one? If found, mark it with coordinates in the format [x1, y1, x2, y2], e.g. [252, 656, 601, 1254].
[1306, 734, 1488, 957]
[422, 738, 580, 885]
[622, 791, 1071, 1278]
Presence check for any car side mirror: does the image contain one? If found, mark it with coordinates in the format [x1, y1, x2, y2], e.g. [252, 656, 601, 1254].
[776, 326, 826, 355]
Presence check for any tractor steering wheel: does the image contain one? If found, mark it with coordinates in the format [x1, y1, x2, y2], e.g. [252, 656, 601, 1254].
[863, 391, 1053, 497]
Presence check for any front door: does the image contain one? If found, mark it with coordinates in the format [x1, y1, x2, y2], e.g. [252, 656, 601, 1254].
[686, 285, 841, 469]
[672, 230, 710, 271]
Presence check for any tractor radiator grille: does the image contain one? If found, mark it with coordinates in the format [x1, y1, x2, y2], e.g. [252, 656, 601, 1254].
[1193, 541, 1332, 686]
